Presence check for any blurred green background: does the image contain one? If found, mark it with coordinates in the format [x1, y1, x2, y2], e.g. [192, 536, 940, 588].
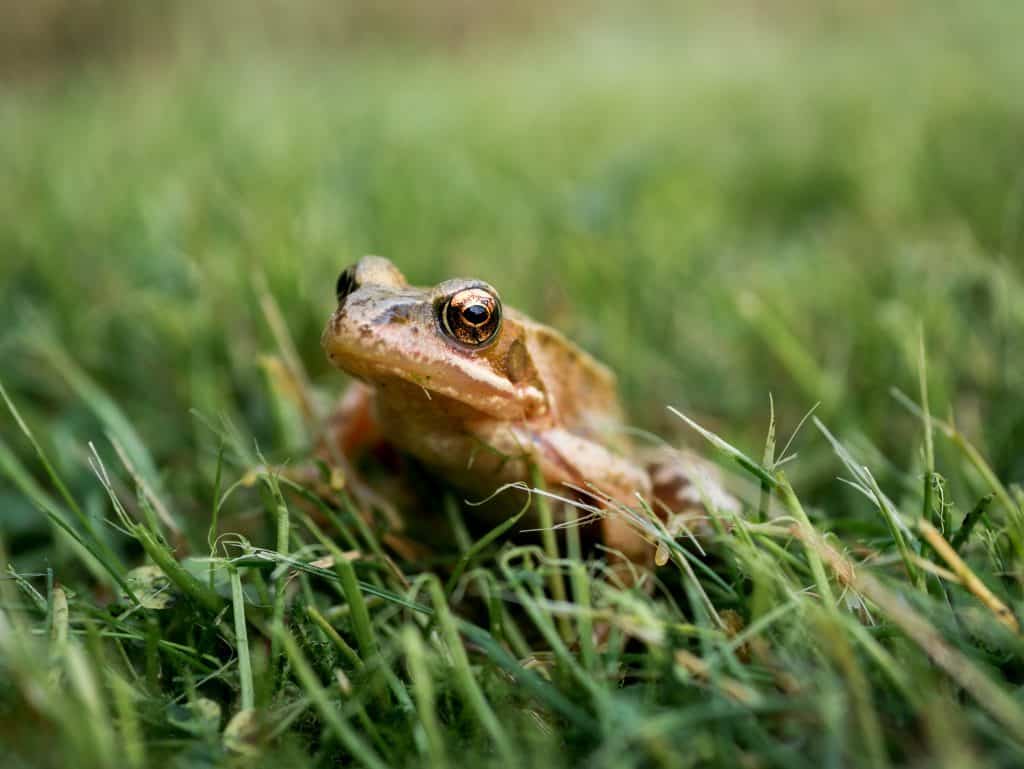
[2, 0, 1023, 551]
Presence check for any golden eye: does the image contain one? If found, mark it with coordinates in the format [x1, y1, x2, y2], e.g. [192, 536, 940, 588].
[440, 287, 502, 347]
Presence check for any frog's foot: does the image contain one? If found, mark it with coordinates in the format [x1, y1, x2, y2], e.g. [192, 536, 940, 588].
[599, 508, 657, 572]
[645, 448, 741, 537]
[558, 461, 736, 575]
[591, 449, 741, 586]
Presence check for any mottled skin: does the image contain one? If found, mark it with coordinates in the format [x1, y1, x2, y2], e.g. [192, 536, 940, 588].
[322, 256, 729, 565]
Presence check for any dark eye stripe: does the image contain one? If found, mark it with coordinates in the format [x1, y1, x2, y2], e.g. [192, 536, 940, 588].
[336, 266, 359, 302]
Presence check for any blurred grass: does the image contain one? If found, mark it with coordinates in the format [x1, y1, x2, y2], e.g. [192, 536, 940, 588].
[2, 1, 1024, 767]
[4, 1, 1023, 494]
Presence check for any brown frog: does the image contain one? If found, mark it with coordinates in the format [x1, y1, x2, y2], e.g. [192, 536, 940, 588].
[321, 256, 736, 566]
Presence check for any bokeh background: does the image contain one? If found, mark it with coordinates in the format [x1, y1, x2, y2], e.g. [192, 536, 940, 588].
[2, 0, 1023, 555]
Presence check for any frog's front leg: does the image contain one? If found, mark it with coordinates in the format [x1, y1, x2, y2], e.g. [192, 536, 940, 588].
[321, 381, 409, 534]
[325, 381, 382, 458]
[530, 428, 656, 568]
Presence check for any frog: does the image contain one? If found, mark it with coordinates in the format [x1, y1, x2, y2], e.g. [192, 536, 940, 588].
[321, 256, 737, 568]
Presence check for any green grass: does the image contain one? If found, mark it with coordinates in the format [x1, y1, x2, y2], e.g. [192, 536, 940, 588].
[3, 2, 1024, 767]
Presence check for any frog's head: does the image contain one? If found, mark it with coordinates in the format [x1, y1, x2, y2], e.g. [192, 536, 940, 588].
[323, 256, 547, 420]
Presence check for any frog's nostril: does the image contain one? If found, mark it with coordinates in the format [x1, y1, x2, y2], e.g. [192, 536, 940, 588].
[336, 265, 359, 304]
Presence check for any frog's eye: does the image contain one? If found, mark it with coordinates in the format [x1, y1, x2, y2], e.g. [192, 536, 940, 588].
[336, 266, 359, 303]
[441, 288, 502, 348]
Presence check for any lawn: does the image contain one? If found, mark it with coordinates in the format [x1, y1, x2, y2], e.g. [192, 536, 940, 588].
[3, 2, 1024, 767]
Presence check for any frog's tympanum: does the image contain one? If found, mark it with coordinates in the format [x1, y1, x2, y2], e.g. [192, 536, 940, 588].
[322, 256, 736, 567]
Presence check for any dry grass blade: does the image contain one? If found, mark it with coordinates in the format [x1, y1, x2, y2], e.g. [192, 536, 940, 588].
[917, 519, 1019, 633]
[891, 388, 1024, 551]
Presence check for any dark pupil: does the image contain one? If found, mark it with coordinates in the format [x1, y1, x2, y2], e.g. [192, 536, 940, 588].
[461, 304, 489, 325]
